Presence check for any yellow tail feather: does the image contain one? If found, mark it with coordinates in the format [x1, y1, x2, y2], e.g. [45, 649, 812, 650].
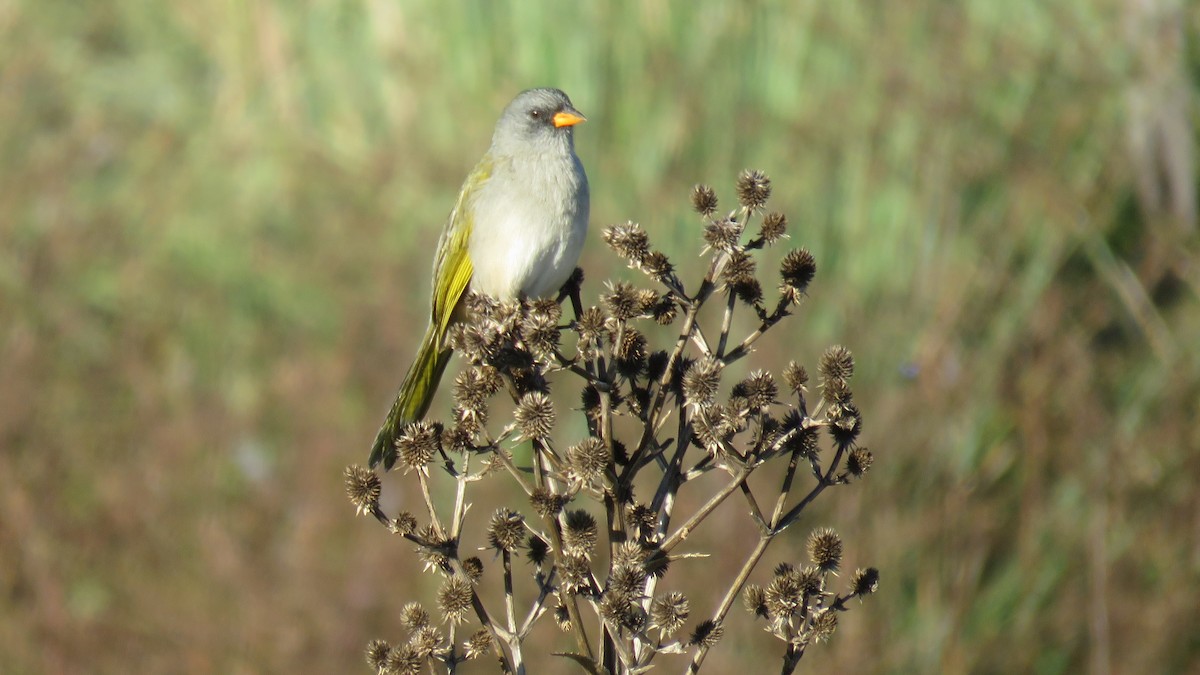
[369, 326, 452, 469]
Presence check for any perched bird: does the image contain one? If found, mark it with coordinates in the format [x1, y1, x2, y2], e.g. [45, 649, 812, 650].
[369, 88, 590, 469]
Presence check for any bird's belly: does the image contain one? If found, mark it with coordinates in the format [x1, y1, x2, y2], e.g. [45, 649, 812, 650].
[468, 210, 584, 299]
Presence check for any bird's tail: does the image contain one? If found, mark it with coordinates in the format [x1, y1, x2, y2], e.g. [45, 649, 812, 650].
[369, 326, 452, 469]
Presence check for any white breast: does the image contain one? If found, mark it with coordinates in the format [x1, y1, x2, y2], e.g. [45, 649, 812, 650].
[467, 151, 588, 299]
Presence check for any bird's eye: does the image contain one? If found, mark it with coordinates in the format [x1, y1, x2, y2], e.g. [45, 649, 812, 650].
[529, 110, 542, 119]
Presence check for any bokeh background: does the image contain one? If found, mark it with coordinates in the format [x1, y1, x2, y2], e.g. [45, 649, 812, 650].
[3, 0, 1199, 673]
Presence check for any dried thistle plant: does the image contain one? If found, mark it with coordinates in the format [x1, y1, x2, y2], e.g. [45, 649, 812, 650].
[348, 171, 879, 674]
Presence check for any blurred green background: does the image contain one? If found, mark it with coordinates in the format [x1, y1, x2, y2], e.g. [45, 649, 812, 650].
[3, 0, 1199, 672]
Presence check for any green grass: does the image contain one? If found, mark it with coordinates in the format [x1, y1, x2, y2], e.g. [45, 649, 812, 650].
[1, 0, 1197, 672]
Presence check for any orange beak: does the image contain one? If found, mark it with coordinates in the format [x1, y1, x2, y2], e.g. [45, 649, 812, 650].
[552, 110, 587, 128]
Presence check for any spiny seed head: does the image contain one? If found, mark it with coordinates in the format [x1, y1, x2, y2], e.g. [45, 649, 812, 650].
[797, 565, 824, 596]
[607, 563, 647, 596]
[744, 584, 768, 618]
[819, 345, 855, 382]
[520, 311, 560, 360]
[577, 306, 607, 340]
[603, 221, 650, 263]
[689, 619, 724, 647]
[732, 370, 778, 409]
[343, 465, 380, 516]
[488, 509, 525, 552]
[530, 487, 568, 517]
[563, 509, 598, 557]
[766, 570, 803, 617]
[780, 248, 817, 302]
[400, 602, 430, 630]
[526, 534, 549, 566]
[811, 609, 838, 643]
[391, 512, 418, 535]
[383, 644, 421, 675]
[396, 420, 442, 472]
[554, 597, 573, 630]
[851, 567, 880, 596]
[529, 297, 562, 323]
[733, 277, 763, 306]
[602, 281, 645, 321]
[463, 629, 492, 660]
[736, 169, 772, 210]
[847, 447, 874, 476]
[783, 361, 809, 394]
[723, 250, 756, 286]
[642, 250, 674, 281]
[437, 577, 473, 624]
[409, 624, 444, 658]
[691, 184, 719, 216]
[652, 295, 678, 325]
[601, 591, 647, 631]
[786, 423, 821, 459]
[703, 217, 742, 252]
[461, 556, 484, 582]
[515, 392, 554, 440]
[807, 528, 843, 572]
[759, 211, 788, 244]
[682, 356, 723, 409]
[627, 503, 658, 537]
[828, 402, 862, 446]
[560, 555, 593, 595]
[823, 376, 853, 407]
[614, 326, 648, 377]
[611, 540, 648, 570]
[365, 639, 391, 670]
[644, 547, 671, 579]
[650, 592, 690, 636]
[567, 437, 610, 483]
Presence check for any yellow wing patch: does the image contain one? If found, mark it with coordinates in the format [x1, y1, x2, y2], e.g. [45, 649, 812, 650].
[431, 156, 492, 339]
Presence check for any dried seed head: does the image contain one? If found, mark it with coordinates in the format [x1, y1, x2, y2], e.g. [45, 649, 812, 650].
[400, 602, 430, 630]
[652, 296, 678, 325]
[736, 169, 771, 210]
[601, 281, 645, 321]
[759, 211, 788, 244]
[600, 591, 647, 631]
[847, 446, 874, 476]
[689, 619, 724, 647]
[650, 592, 690, 636]
[603, 221, 650, 264]
[682, 357, 723, 410]
[703, 217, 742, 252]
[765, 568, 804, 617]
[577, 306, 606, 340]
[462, 556, 484, 582]
[723, 250, 756, 286]
[732, 370, 778, 410]
[614, 327, 648, 378]
[488, 509, 525, 552]
[409, 624, 444, 658]
[642, 250, 674, 281]
[554, 596, 573, 630]
[607, 563, 648, 597]
[691, 184, 719, 216]
[851, 567, 880, 596]
[811, 609, 838, 643]
[783, 361, 809, 395]
[819, 345, 855, 382]
[611, 540, 648, 570]
[437, 577, 473, 624]
[780, 248, 817, 303]
[567, 437, 610, 483]
[463, 629, 492, 660]
[562, 509, 598, 557]
[365, 639, 391, 670]
[391, 512, 418, 535]
[744, 584, 768, 618]
[526, 534, 549, 566]
[786, 423, 821, 460]
[797, 565, 824, 596]
[828, 402, 862, 446]
[396, 421, 442, 472]
[627, 503, 658, 537]
[514, 392, 554, 440]
[520, 311, 560, 361]
[530, 487, 568, 517]
[416, 526, 452, 574]
[807, 527, 843, 573]
[384, 644, 422, 675]
[343, 465, 380, 516]
[559, 555, 593, 595]
[732, 277, 763, 306]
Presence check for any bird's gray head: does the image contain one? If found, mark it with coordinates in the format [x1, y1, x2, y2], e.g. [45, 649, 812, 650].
[491, 88, 585, 155]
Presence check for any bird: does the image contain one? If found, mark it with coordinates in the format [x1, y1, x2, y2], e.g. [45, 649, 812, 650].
[369, 88, 589, 469]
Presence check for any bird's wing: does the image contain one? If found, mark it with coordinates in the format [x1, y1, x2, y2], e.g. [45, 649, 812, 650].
[430, 155, 492, 339]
